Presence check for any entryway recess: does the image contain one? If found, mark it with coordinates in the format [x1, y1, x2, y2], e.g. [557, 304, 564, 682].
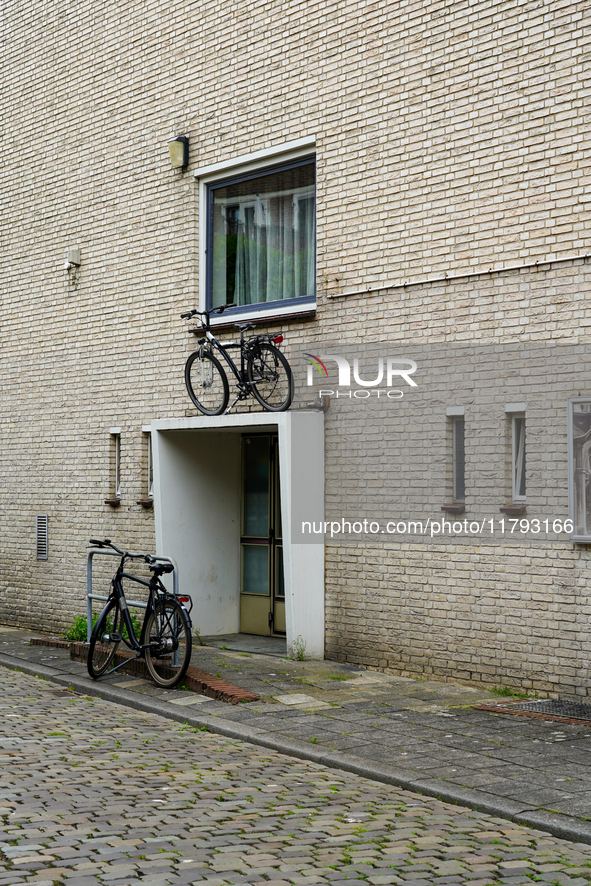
[150, 411, 324, 659]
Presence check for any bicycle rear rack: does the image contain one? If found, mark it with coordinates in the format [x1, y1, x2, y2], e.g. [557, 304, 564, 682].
[86, 548, 179, 643]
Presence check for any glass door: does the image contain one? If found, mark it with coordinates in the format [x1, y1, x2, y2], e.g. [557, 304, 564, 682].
[240, 434, 285, 635]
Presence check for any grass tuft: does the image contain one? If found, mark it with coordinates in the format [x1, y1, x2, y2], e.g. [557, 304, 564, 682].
[490, 685, 530, 699]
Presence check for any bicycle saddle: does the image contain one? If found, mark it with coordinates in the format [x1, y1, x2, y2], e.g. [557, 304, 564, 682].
[235, 322, 255, 331]
[149, 562, 174, 574]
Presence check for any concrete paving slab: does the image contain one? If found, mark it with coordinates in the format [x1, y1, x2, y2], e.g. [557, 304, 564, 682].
[273, 693, 332, 708]
[167, 695, 213, 706]
[112, 679, 153, 689]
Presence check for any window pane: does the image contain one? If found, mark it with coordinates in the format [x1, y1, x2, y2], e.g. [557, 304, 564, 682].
[210, 160, 315, 308]
[453, 417, 465, 501]
[241, 544, 269, 596]
[513, 417, 526, 499]
[275, 546, 285, 600]
[274, 450, 282, 540]
[111, 434, 121, 499]
[572, 404, 591, 537]
[242, 436, 269, 537]
[147, 433, 154, 499]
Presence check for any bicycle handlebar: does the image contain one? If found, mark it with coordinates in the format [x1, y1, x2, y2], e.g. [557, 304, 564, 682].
[88, 539, 154, 562]
[89, 538, 114, 549]
[180, 304, 235, 325]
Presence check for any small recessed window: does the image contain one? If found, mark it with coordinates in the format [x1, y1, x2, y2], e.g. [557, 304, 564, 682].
[511, 415, 526, 501]
[146, 432, 154, 499]
[452, 416, 465, 502]
[114, 436, 121, 498]
[109, 431, 121, 500]
[206, 156, 316, 315]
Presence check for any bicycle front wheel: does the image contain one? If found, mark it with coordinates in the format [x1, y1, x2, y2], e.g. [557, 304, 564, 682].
[144, 599, 192, 688]
[185, 350, 229, 415]
[87, 598, 122, 679]
[247, 343, 293, 411]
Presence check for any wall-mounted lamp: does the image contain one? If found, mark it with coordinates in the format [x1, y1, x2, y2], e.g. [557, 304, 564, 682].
[168, 136, 189, 169]
[64, 247, 81, 272]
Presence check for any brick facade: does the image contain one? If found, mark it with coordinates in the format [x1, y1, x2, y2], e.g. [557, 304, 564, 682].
[1, 0, 590, 696]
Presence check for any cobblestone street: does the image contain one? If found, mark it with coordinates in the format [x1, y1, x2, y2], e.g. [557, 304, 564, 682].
[2, 669, 591, 886]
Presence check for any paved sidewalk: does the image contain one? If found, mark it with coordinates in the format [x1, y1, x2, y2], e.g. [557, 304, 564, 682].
[2, 625, 591, 846]
[2, 666, 591, 886]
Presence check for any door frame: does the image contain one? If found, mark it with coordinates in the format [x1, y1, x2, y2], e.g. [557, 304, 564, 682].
[240, 432, 285, 637]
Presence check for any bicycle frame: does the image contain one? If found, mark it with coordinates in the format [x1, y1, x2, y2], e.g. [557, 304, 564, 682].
[86, 547, 179, 641]
[113, 569, 155, 653]
[186, 305, 285, 410]
[87, 539, 193, 688]
[181, 303, 294, 416]
[204, 330, 252, 391]
[96, 557, 190, 676]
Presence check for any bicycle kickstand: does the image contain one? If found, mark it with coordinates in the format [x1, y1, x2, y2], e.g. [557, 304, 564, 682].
[224, 394, 241, 415]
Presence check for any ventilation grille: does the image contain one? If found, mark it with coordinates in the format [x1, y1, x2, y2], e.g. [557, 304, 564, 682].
[36, 515, 48, 560]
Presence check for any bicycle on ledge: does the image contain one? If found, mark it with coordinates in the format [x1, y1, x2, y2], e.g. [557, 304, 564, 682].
[87, 539, 192, 688]
[180, 304, 293, 415]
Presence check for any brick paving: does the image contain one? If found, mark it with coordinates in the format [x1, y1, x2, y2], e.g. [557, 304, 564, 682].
[4, 626, 591, 845]
[2, 667, 591, 886]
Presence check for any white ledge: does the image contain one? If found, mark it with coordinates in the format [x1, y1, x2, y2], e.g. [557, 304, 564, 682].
[193, 136, 316, 179]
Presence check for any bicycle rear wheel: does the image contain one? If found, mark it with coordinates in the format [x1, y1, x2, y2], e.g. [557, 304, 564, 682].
[185, 350, 229, 415]
[87, 598, 121, 678]
[247, 342, 293, 412]
[144, 599, 192, 688]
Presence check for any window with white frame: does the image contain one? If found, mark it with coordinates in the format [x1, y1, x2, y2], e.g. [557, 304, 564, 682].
[568, 399, 591, 539]
[204, 155, 315, 316]
[511, 414, 526, 501]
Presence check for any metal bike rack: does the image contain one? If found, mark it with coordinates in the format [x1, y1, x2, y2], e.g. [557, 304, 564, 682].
[86, 548, 179, 643]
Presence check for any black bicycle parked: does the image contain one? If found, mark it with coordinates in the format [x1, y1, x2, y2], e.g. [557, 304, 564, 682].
[87, 539, 192, 688]
[181, 305, 293, 415]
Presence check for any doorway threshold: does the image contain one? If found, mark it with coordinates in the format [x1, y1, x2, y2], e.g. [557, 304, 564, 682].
[201, 633, 287, 657]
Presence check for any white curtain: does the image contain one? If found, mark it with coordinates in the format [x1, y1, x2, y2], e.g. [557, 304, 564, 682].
[234, 191, 315, 305]
[572, 411, 591, 537]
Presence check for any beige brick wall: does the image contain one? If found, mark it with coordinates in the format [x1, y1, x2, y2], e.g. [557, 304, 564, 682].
[1, 0, 590, 695]
[325, 540, 591, 700]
